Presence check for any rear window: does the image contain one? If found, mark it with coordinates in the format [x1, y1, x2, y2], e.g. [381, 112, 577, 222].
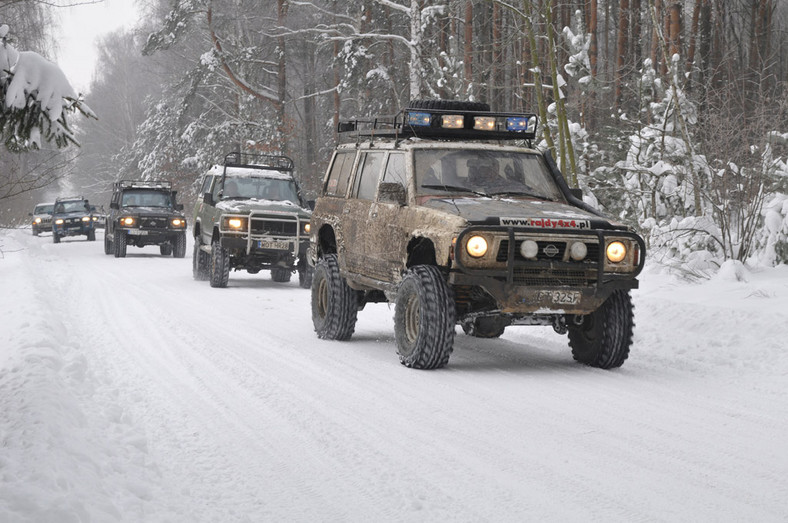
[325, 151, 356, 197]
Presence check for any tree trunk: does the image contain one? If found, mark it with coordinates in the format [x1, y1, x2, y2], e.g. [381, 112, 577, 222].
[277, 0, 288, 153]
[615, 0, 629, 108]
[492, 1, 503, 110]
[685, 0, 701, 90]
[464, 0, 473, 98]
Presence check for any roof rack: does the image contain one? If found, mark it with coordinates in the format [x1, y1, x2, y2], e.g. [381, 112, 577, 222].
[338, 108, 538, 143]
[114, 180, 173, 190]
[223, 152, 294, 172]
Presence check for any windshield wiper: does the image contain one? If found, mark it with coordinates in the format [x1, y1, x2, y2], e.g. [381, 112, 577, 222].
[420, 184, 489, 198]
[487, 190, 554, 201]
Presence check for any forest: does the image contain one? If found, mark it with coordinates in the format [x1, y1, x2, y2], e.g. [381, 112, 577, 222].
[1, 0, 787, 275]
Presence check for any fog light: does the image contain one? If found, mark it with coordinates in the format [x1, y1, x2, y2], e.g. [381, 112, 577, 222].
[569, 241, 588, 261]
[520, 239, 538, 259]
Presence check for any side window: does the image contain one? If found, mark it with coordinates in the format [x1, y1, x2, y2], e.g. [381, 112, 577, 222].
[353, 152, 385, 200]
[200, 175, 213, 196]
[381, 153, 407, 186]
[212, 176, 223, 201]
[325, 151, 356, 197]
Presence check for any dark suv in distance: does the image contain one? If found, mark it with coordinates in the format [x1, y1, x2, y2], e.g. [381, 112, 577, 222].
[309, 100, 646, 370]
[30, 202, 54, 235]
[52, 196, 96, 243]
[105, 180, 187, 258]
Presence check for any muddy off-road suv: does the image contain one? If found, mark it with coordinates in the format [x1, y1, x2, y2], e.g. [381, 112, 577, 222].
[192, 152, 313, 288]
[105, 180, 187, 258]
[309, 100, 646, 370]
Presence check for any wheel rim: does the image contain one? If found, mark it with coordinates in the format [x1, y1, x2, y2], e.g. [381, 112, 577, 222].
[317, 277, 328, 319]
[404, 294, 420, 344]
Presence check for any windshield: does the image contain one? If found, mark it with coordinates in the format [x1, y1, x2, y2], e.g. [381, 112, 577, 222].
[121, 189, 172, 208]
[222, 177, 300, 205]
[35, 204, 54, 214]
[54, 201, 89, 213]
[414, 149, 564, 202]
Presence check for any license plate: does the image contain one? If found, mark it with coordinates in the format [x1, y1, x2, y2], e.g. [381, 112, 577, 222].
[127, 229, 148, 235]
[258, 240, 290, 250]
[537, 290, 581, 305]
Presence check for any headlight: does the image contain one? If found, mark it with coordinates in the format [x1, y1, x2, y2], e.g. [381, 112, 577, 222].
[35, 217, 42, 224]
[92, 216, 98, 221]
[121, 217, 135, 226]
[228, 218, 244, 229]
[606, 241, 627, 263]
[55, 218, 64, 225]
[303, 222, 311, 234]
[171, 218, 185, 227]
[82, 216, 90, 222]
[466, 235, 488, 258]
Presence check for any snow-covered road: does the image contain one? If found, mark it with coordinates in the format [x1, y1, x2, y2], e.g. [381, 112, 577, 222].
[1, 228, 787, 522]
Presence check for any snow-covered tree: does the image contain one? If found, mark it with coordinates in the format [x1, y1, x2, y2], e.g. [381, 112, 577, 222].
[0, 23, 94, 152]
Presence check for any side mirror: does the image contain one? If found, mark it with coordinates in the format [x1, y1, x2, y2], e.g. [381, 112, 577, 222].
[175, 203, 184, 211]
[203, 193, 215, 205]
[569, 188, 583, 200]
[28, 212, 33, 216]
[110, 202, 119, 210]
[307, 200, 316, 210]
[378, 183, 407, 206]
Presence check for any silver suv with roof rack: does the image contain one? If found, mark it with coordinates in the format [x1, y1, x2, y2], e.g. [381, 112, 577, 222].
[105, 180, 187, 258]
[192, 152, 313, 288]
[309, 99, 646, 370]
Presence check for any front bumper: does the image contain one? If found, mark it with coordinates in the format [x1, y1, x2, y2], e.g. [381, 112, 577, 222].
[218, 211, 309, 258]
[451, 226, 646, 315]
[53, 221, 94, 236]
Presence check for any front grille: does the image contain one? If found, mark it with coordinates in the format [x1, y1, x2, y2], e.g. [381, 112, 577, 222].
[497, 239, 599, 263]
[250, 218, 297, 236]
[140, 216, 168, 229]
[512, 267, 597, 286]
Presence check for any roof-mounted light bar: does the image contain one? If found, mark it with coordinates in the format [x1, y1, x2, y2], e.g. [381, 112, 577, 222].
[400, 109, 538, 140]
[337, 106, 538, 141]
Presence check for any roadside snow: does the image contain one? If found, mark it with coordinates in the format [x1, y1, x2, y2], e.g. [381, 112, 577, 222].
[1, 228, 787, 522]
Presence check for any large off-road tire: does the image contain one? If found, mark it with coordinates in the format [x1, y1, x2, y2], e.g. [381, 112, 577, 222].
[408, 99, 491, 112]
[311, 254, 357, 340]
[394, 265, 455, 369]
[192, 238, 210, 281]
[271, 267, 292, 283]
[461, 316, 508, 338]
[160, 244, 172, 256]
[87, 229, 96, 241]
[172, 232, 187, 258]
[568, 290, 634, 369]
[209, 238, 230, 288]
[32, 228, 39, 236]
[52, 233, 60, 244]
[298, 262, 313, 289]
[114, 230, 127, 257]
[104, 232, 112, 255]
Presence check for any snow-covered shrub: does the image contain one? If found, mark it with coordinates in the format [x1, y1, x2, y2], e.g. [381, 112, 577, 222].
[643, 215, 724, 279]
[754, 193, 788, 266]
